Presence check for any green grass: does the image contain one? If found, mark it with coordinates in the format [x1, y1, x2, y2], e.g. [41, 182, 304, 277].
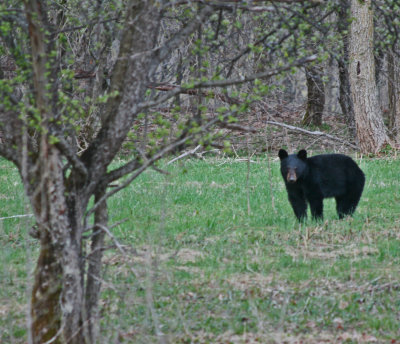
[1, 155, 400, 343]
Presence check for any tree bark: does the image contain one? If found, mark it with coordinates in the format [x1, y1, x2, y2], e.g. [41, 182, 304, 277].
[349, 0, 390, 153]
[26, 2, 62, 342]
[337, 0, 355, 134]
[302, 63, 325, 126]
[85, 190, 108, 343]
[26, 1, 87, 342]
[31, 230, 62, 343]
[30, 145, 85, 344]
[387, 49, 400, 143]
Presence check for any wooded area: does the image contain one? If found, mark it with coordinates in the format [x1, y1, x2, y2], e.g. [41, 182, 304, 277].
[0, 0, 399, 343]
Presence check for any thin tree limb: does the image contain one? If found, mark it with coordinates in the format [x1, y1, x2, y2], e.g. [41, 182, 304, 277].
[266, 120, 359, 149]
[167, 145, 201, 165]
[0, 214, 33, 220]
[139, 55, 317, 110]
[95, 224, 141, 279]
[54, 135, 88, 178]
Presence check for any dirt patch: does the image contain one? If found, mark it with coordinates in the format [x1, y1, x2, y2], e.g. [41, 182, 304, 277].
[176, 329, 378, 343]
[104, 246, 205, 269]
[176, 248, 205, 264]
[285, 243, 379, 261]
[209, 181, 234, 189]
[225, 272, 276, 295]
[175, 265, 203, 275]
[185, 181, 234, 189]
[104, 245, 173, 266]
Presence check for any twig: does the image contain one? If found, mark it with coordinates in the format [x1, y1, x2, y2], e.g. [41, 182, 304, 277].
[266, 120, 359, 150]
[266, 153, 277, 213]
[218, 122, 257, 133]
[84, 218, 129, 234]
[0, 214, 33, 220]
[234, 158, 257, 163]
[144, 246, 167, 344]
[95, 224, 141, 280]
[42, 327, 64, 344]
[167, 145, 201, 165]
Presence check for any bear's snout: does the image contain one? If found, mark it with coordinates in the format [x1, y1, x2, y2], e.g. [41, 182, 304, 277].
[286, 170, 297, 183]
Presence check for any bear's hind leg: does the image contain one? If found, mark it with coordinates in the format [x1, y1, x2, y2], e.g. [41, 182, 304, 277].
[336, 172, 364, 219]
[335, 194, 359, 219]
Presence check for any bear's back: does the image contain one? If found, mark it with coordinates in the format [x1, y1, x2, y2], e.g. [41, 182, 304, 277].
[306, 154, 364, 198]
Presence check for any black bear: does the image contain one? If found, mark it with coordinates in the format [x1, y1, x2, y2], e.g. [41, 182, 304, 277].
[278, 149, 365, 221]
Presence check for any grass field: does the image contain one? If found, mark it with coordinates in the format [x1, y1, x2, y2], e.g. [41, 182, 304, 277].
[1, 154, 400, 343]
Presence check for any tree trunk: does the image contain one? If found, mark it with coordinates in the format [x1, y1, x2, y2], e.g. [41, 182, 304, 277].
[337, 0, 355, 134]
[302, 64, 325, 126]
[31, 232, 62, 342]
[26, 1, 87, 342]
[388, 49, 400, 143]
[349, 0, 390, 153]
[85, 190, 108, 343]
[30, 144, 86, 344]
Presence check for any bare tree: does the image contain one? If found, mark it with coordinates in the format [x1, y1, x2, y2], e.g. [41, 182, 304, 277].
[349, 0, 390, 153]
[1, 1, 215, 342]
[0, 1, 319, 343]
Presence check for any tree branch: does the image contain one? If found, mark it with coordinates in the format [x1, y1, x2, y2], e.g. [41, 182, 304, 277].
[266, 121, 359, 149]
[140, 55, 318, 110]
[167, 145, 202, 165]
[88, 109, 238, 219]
[152, 5, 213, 64]
[147, 82, 241, 105]
[81, 4, 215, 194]
[54, 135, 88, 179]
[54, 16, 120, 35]
[218, 122, 257, 133]
[80, 2, 159, 192]
[100, 158, 141, 187]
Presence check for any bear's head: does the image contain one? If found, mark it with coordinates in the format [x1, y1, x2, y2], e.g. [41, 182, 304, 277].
[278, 149, 308, 184]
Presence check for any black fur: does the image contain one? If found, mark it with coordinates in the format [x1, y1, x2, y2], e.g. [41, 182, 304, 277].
[278, 149, 365, 221]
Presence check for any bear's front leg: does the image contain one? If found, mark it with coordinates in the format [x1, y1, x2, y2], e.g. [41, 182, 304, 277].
[309, 198, 323, 220]
[288, 193, 307, 221]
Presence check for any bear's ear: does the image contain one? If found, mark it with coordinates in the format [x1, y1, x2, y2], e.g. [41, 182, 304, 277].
[297, 149, 307, 160]
[278, 149, 288, 160]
